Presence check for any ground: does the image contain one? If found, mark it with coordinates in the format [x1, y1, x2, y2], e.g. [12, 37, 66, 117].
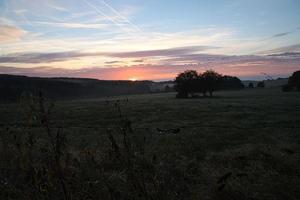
[0, 88, 299, 199]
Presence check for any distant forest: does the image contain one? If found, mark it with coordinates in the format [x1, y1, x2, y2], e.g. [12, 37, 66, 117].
[0, 75, 153, 102]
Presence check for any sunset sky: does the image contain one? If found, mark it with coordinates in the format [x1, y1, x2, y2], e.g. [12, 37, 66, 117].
[0, 0, 300, 80]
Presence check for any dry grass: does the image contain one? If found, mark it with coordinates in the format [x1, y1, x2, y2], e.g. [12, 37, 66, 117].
[0, 88, 300, 199]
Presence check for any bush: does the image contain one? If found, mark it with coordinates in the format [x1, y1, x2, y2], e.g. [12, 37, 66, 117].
[248, 83, 254, 88]
[256, 81, 265, 88]
[220, 76, 244, 90]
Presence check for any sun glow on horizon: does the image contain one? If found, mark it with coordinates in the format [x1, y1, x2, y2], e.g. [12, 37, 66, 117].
[129, 77, 138, 81]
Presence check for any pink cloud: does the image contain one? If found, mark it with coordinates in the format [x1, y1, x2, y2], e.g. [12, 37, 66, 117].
[0, 25, 25, 43]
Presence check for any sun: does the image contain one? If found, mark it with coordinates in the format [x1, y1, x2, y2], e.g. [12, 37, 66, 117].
[129, 78, 138, 81]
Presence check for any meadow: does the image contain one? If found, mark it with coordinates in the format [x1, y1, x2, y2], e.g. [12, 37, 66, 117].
[0, 88, 300, 200]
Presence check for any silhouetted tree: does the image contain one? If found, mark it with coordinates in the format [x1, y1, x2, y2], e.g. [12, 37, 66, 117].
[256, 81, 265, 88]
[195, 75, 207, 96]
[288, 70, 300, 91]
[175, 70, 241, 98]
[220, 75, 244, 90]
[201, 70, 222, 97]
[248, 83, 254, 88]
[174, 70, 199, 98]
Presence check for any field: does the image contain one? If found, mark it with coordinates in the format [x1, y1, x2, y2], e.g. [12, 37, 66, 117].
[1, 88, 300, 200]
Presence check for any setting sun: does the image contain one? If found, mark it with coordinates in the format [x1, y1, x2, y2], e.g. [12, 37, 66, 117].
[129, 78, 138, 81]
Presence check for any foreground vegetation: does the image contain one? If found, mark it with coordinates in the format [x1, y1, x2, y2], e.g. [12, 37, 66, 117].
[0, 88, 300, 199]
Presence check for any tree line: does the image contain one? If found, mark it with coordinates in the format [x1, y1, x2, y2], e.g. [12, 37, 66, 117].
[174, 70, 244, 98]
[0, 74, 153, 102]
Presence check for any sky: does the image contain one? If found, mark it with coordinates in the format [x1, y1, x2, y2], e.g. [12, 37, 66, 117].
[0, 0, 300, 81]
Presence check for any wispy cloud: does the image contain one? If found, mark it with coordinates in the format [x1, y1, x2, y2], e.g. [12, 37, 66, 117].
[266, 26, 300, 40]
[272, 32, 291, 38]
[82, 0, 137, 35]
[35, 21, 109, 29]
[267, 52, 300, 58]
[13, 9, 27, 14]
[105, 60, 123, 64]
[0, 51, 83, 63]
[47, 4, 69, 12]
[0, 24, 25, 43]
[0, 46, 218, 63]
[259, 44, 300, 54]
[132, 59, 144, 63]
[98, 0, 142, 32]
[108, 46, 219, 58]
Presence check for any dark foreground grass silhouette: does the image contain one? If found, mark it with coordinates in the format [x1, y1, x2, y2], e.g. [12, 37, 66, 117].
[0, 88, 300, 199]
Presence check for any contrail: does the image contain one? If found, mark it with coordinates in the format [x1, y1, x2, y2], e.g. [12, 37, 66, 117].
[18, 10, 65, 39]
[82, 0, 135, 35]
[98, 0, 142, 32]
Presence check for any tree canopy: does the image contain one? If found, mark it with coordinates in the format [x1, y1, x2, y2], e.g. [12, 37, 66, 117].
[288, 70, 300, 91]
[174, 70, 243, 98]
[282, 70, 300, 92]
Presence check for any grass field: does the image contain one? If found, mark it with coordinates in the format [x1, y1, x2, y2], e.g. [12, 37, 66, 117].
[1, 88, 300, 199]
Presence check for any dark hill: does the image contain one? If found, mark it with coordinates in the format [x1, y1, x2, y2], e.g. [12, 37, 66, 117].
[0, 74, 154, 102]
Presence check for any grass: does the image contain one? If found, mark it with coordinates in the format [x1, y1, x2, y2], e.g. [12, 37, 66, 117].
[0, 88, 300, 199]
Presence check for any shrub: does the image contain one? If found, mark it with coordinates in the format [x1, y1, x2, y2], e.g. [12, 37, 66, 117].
[256, 81, 265, 88]
[248, 83, 254, 88]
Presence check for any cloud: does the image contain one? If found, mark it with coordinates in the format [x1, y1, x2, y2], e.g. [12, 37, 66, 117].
[82, 0, 137, 35]
[14, 9, 27, 14]
[259, 44, 300, 54]
[105, 60, 123, 64]
[98, 0, 142, 32]
[267, 52, 300, 59]
[272, 32, 291, 38]
[263, 26, 300, 41]
[35, 21, 109, 29]
[132, 59, 144, 63]
[2, 57, 300, 81]
[0, 45, 218, 63]
[0, 51, 86, 63]
[0, 24, 25, 43]
[48, 4, 69, 12]
[108, 46, 219, 58]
